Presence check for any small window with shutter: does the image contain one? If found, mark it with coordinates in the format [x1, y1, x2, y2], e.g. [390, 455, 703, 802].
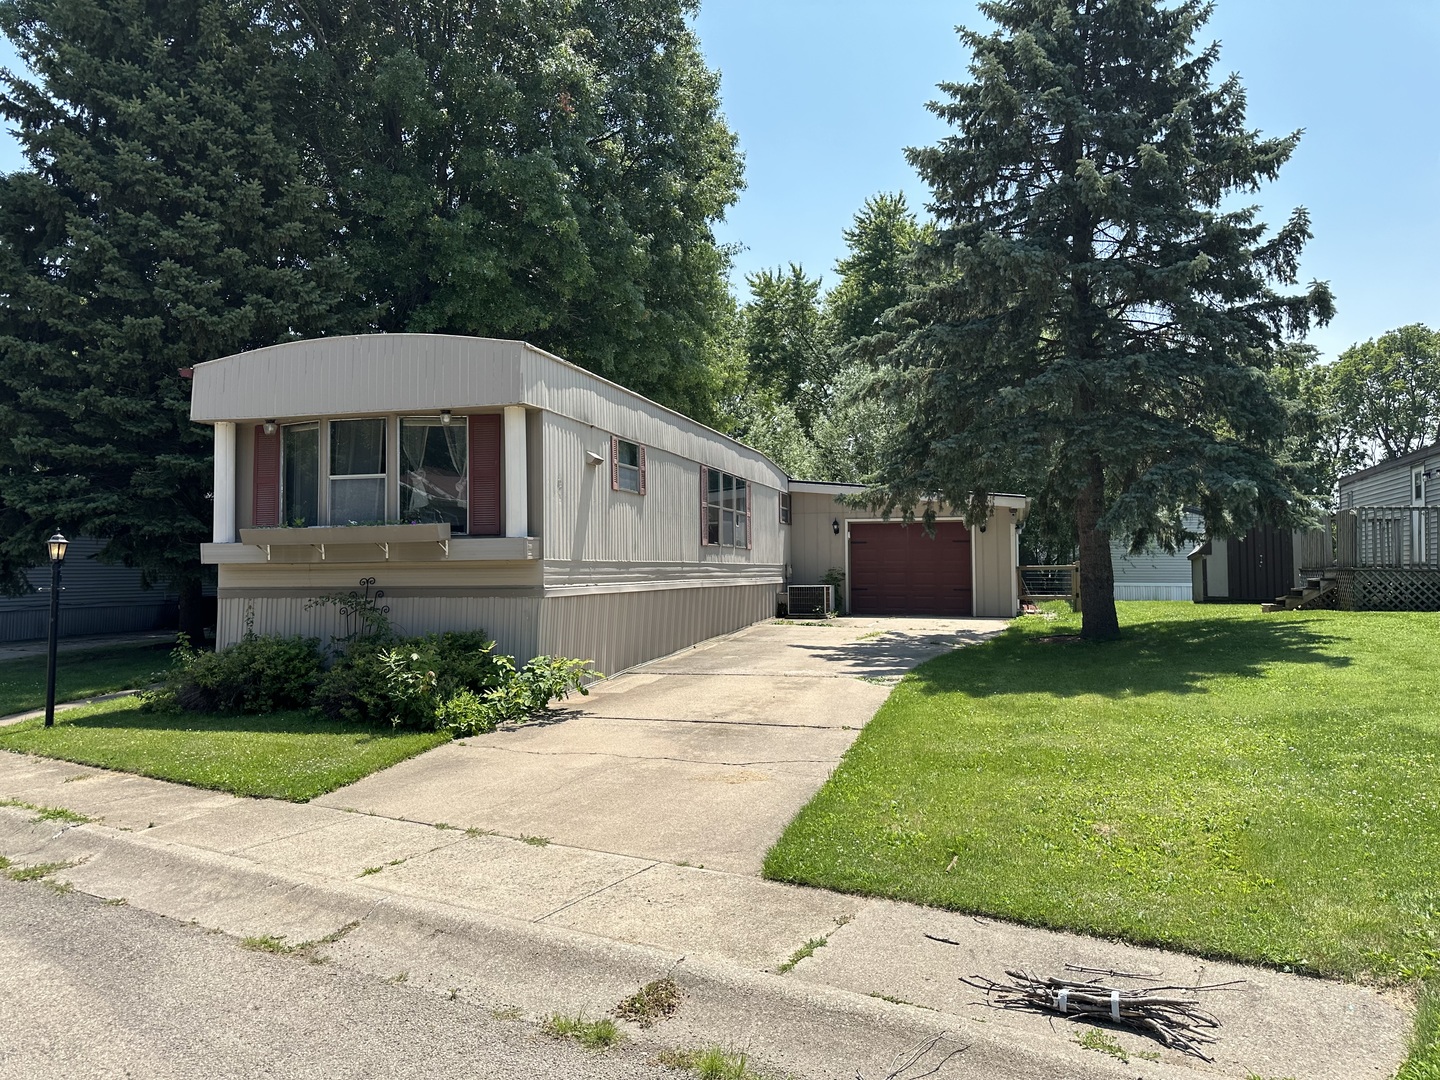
[612, 437, 646, 494]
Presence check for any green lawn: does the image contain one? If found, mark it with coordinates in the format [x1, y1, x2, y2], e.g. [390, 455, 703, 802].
[766, 603, 1440, 987]
[0, 641, 175, 718]
[0, 695, 450, 800]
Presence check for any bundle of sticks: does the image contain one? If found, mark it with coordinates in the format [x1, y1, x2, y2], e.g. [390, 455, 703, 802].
[960, 967, 1243, 1061]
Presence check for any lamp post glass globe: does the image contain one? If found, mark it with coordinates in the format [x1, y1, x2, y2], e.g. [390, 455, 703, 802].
[47, 532, 68, 563]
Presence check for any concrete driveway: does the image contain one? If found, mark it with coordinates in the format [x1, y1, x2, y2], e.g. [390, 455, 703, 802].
[318, 616, 1006, 874]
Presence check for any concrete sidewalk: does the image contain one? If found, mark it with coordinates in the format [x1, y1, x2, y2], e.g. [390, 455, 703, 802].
[0, 630, 173, 663]
[0, 618, 1415, 1077]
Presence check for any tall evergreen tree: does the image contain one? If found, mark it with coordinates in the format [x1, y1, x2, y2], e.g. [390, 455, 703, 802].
[868, 0, 1334, 639]
[0, 0, 349, 631]
[825, 192, 922, 344]
[284, 0, 742, 420]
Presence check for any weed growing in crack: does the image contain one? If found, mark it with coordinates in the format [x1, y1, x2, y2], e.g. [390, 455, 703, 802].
[521, 835, 551, 847]
[776, 937, 827, 974]
[657, 1047, 760, 1079]
[614, 977, 683, 1028]
[543, 1014, 620, 1049]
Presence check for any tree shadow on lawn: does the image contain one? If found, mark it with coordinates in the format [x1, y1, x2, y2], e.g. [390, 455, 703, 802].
[902, 613, 1352, 700]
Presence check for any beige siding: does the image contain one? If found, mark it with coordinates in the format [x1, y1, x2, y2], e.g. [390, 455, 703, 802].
[538, 584, 777, 676]
[218, 594, 542, 658]
[971, 520, 1020, 618]
[539, 412, 784, 575]
[789, 492, 851, 586]
[191, 335, 786, 490]
[789, 490, 1021, 617]
[218, 582, 773, 675]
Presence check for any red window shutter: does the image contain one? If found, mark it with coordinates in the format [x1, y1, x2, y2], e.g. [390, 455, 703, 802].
[252, 424, 280, 527]
[638, 446, 647, 495]
[699, 466, 709, 546]
[469, 414, 502, 536]
[611, 435, 620, 491]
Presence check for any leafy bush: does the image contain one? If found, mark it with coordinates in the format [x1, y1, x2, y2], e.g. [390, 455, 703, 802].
[314, 630, 514, 728]
[439, 655, 599, 736]
[145, 634, 324, 715]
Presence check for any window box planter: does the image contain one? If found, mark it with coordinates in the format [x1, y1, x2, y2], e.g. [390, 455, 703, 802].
[239, 523, 452, 547]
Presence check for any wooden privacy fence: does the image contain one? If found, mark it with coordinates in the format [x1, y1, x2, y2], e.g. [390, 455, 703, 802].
[1019, 564, 1080, 610]
[1301, 508, 1440, 570]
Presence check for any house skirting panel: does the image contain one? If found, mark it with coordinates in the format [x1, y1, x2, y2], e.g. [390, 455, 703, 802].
[217, 594, 543, 659]
[1335, 568, 1440, 612]
[218, 580, 778, 674]
[538, 582, 778, 677]
[1114, 583, 1193, 602]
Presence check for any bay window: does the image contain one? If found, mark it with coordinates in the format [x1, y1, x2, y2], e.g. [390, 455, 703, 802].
[401, 416, 468, 532]
[329, 418, 387, 524]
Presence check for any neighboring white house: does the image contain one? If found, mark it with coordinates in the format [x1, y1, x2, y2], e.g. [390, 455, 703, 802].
[190, 334, 1029, 674]
[1337, 444, 1440, 512]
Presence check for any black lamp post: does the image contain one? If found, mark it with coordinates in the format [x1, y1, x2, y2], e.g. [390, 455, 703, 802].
[44, 531, 68, 728]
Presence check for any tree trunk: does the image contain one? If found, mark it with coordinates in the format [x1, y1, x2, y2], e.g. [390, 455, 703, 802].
[176, 577, 208, 647]
[1075, 457, 1120, 641]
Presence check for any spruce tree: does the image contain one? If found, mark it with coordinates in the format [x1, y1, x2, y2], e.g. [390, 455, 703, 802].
[870, 0, 1334, 639]
[0, 0, 349, 631]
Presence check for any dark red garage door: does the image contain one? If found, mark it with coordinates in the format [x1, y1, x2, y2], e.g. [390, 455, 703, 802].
[849, 522, 973, 616]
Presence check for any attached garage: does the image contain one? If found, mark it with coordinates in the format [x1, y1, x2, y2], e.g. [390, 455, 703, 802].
[784, 483, 1028, 619]
[849, 522, 973, 616]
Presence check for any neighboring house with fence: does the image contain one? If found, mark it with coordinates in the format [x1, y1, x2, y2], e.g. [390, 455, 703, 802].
[1293, 446, 1440, 611]
[191, 334, 1031, 675]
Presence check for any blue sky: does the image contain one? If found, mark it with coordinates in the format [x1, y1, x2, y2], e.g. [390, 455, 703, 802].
[1, 2, 1435, 363]
[693, 0, 1440, 362]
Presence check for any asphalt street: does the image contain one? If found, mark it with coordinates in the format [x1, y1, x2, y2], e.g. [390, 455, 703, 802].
[0, 877, 680, 1080]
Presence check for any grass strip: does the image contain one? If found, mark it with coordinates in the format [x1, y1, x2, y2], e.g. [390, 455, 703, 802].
[0, 694, 449, 801]
[0, 642, 173, 718]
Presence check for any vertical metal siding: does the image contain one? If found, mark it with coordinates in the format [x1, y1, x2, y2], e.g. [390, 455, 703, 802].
[217, 594, 541, 657]
[538, 584, 775, 676]
[541, 413, 784, 571]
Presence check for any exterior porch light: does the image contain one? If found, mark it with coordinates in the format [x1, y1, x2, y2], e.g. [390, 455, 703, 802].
[262, 419, 277, 436]
[440, 410, 452, 425]
[44, 532, 68, 728]
[832, 518, 841, 535]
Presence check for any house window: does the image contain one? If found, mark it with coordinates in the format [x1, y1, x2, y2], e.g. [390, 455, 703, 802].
[329, 418, 387, 524]
[401, 416, 468, 532]
[702, 467, 750, 548]
[612, 437, 646, 494]
[1414, 467, 1426, 505]
[282, 422, 319, 526]
[779, 491, 791, 525]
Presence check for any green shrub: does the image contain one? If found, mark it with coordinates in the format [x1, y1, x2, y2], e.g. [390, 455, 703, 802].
[145, 634, 324, 715]
[438, 655, 599, 736]
[314, 630, 513, 729]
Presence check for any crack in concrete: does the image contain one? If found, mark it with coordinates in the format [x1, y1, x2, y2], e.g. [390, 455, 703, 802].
[531, 860, 659, 924]
[450, 743, 839, 768]
[490, 713, 851, 732]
